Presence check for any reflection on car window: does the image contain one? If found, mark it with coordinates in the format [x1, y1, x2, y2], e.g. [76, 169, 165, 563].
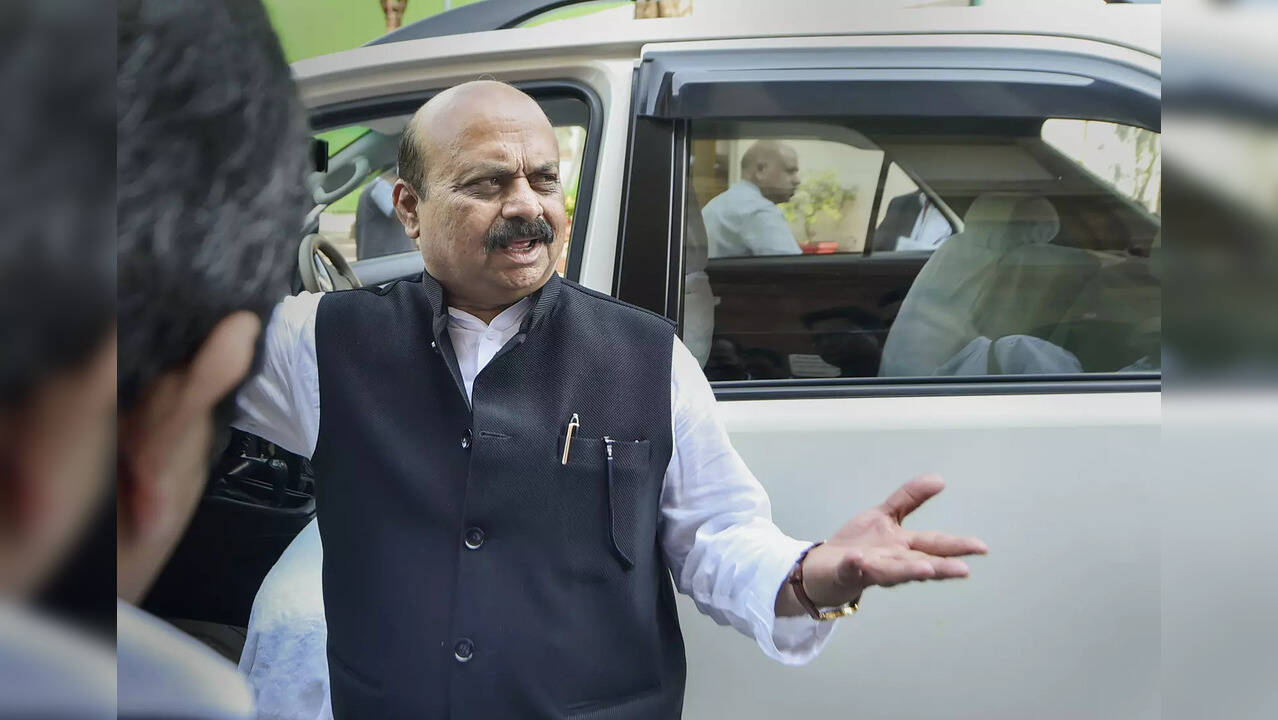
[683, 119, 1161, 382]
[310, 99, 592, 268]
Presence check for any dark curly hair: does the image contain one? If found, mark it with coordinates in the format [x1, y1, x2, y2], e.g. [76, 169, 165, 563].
[116, 0, 307, 416]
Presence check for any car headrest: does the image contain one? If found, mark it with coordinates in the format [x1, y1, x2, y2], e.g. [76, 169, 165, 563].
[961, 193, 1060, 249]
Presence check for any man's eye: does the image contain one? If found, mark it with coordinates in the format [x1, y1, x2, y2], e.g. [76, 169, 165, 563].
[466, 177, 501, 192]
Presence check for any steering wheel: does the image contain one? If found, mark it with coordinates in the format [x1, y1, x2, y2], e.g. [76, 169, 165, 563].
[298, 233, 362, 293]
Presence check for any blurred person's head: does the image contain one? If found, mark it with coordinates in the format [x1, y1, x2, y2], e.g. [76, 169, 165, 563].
[116, 0, 305, 603]
[803, 306, 884, 377]
[393, 81, 570, 318]
[0, 0, 114, 601]
[741, 140, 801, 204]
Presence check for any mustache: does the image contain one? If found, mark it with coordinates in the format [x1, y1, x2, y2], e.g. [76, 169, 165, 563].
[484, 216, 554, 253]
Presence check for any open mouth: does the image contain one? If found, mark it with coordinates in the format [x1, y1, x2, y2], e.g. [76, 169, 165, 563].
[485, 216, 554, 262]
[499, 237, 543, 263]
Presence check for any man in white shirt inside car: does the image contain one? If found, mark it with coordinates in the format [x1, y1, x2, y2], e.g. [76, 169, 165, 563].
[702, 140, 805, 258]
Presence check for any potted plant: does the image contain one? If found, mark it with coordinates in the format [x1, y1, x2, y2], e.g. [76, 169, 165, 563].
[780, 171, 855, 253]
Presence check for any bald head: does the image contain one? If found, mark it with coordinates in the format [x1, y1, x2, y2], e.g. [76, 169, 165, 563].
[391, 80, 569, 320]
[739, 140, 794, 174]
[398, 81, 552, 195]
[740, 140, 800, 204]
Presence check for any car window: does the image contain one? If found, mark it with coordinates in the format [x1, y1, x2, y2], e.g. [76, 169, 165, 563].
[1042, 119, 1161, 214]
[310, 98, 592, 271]
[683, 118, 1161, 381]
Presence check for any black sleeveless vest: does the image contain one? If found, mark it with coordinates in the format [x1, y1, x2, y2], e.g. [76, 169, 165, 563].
[311, 273, 685, 719]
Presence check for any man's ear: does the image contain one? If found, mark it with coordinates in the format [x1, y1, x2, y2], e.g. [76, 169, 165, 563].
[117, 311, 260, 543]
[392, 179, 422, 240]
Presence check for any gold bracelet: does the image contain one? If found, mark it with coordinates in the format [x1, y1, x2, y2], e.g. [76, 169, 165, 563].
[816, 602, 859, 621]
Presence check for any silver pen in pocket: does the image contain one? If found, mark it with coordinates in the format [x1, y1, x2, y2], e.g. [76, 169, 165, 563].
[561, 413, 580, 465]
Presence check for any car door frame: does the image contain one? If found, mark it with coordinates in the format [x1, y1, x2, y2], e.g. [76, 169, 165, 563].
[305, 78, 607, 287]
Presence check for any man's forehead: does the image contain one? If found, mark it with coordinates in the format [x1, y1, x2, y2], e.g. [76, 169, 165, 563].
[426, 102, 550, 147]
[452, 112, 553, 143]
[440, 114, 558, 165]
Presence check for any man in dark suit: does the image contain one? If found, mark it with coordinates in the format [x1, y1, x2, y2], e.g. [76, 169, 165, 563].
[873, 190, 953, 252]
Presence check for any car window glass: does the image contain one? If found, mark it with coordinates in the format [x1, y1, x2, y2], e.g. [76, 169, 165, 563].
[310, 98, 591, 269]
[683, 119, 1161, 382]
[1042, 119, 1161, 216]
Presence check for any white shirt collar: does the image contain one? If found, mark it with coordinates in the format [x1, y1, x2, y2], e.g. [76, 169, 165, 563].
[446, 295, 533, 332]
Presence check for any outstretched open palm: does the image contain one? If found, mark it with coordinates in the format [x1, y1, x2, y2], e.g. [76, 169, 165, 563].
[799, 474, 987, 607]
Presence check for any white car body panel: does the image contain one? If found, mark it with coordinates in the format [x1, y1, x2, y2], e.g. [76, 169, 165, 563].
[679, 391, 1160, 719]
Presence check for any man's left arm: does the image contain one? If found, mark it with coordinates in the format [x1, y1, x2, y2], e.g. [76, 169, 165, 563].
[660, 338, 832, 664]
[660, 339, 988, 664]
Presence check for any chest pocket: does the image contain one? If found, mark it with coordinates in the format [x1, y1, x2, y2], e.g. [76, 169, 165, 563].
[558, 434, 652, 572]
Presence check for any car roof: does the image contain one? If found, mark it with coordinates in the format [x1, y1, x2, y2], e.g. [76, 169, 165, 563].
[366, 0, 1159, 49]
[294, 0, 1159, 97]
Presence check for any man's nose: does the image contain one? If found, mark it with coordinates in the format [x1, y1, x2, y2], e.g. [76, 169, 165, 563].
[501, 177, 542, 220]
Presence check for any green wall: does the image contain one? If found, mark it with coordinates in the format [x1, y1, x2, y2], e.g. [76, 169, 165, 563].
[262, 0, 628, 63]
[263, 0, 486, 63]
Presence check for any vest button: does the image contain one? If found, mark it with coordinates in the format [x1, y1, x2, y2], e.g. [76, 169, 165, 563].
[460, 430, 472, 449]
[464, 527, 485, 550]
[454, 638, 475, 663]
